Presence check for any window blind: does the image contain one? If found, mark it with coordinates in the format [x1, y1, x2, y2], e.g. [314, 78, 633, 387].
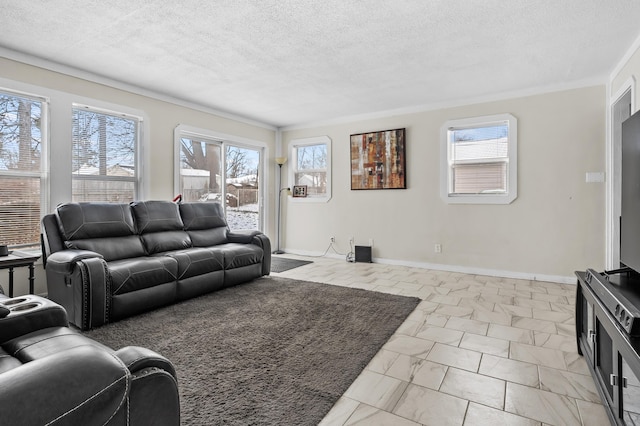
[0, 91, 44, 247]
[72, 105, 139, 202]
[449, 122, 509, 195]
[452, 162, 507, 194]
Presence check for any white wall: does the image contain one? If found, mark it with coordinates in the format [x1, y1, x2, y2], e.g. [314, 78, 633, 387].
[0, 56, 609, 289]
[611, 37, 640, 107]
[0, 57, 277, 296]
[282, 86, 607, 282]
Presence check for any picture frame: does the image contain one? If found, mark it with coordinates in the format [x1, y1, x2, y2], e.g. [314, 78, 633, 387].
[293, 185, 308, 198]
[350, 128, 406, 190]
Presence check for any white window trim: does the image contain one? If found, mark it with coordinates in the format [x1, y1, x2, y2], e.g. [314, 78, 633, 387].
[0, 87, 49, 247]
[440, 113, 517, 204]
[288, 136, 332, 203]
[0, 77, 150, 209]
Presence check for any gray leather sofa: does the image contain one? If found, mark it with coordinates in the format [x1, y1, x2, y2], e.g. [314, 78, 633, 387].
[0, 292, 180, 425]
[41, 200, 271, 330]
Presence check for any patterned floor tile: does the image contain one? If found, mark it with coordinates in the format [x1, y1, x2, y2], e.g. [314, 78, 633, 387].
[274, 255, 605, 426]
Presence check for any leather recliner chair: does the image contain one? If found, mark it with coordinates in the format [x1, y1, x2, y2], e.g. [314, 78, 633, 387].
[0, 290, 180, 425]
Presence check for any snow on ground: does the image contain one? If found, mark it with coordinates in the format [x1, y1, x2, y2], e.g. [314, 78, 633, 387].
[226, 203, 259, 230]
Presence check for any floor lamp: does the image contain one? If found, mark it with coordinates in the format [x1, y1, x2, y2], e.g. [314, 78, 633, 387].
[274, 157, 290, 254]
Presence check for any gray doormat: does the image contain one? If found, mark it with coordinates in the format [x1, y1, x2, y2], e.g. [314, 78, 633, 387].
[271, 257, 313, 273]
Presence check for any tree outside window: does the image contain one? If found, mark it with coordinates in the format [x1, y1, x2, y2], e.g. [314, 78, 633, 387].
[290, 137, 332, 201]
[72, 106, 139, 202]
[0, 91, 44, 247]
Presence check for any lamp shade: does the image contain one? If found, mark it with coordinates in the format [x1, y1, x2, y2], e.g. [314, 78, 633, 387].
[275, 157, 288, 165]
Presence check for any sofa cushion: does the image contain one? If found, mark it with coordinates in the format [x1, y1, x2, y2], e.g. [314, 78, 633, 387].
[3, 327, 110, 363]
[213, 243, 263, 269]
[56, 203, 145, 261]
[65, 235, 147, 262]
[0, 347, 21, 374]
[164, 248, 224, 280]
[130, 201, 191, 254]
[109, 256, 178, 295]
[179, 202, 229, 246]
[56, 203, 136, 240]
[186, 228, 229, 247]
[140, 231, 192, 255]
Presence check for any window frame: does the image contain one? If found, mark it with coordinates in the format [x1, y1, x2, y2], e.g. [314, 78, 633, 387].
[71, 103, 142, 203]
[173, 124, 268, 231]
[0, 87, 49, 248]
[288, 136, 332, 203]
[440, 113, 517, 205]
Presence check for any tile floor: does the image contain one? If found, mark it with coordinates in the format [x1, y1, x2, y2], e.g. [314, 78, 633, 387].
[273, 255, 609, 426]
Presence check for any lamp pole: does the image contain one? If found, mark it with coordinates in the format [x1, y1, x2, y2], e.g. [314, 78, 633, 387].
[274, 158, 288, 254]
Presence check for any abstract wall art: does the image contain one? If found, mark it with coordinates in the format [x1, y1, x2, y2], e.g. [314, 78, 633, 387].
[350, 128, 406, 190]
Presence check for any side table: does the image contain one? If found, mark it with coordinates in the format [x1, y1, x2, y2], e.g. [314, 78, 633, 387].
[0, 251, 41, 297]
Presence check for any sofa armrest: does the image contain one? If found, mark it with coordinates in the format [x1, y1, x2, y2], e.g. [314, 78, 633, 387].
[45, 254, 111, 331]
[257, 234, 272, 275]
[0, 296, 68, 344]
[227, 229, 262, 244]
[46, 249, 104, 274]
[115, 346, 180, 425]
[227, 231, 271, 275]
[114, 346, 177, 379]
[0, 345, 130, 425]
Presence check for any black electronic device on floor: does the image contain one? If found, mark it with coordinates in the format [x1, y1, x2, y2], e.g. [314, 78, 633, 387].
[354, 245, 372, 263]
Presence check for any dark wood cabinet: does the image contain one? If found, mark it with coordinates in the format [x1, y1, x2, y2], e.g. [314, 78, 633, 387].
[576, 271, 640, 425]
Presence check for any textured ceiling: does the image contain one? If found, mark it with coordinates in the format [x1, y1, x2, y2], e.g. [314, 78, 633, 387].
[2, 1, 640, 128]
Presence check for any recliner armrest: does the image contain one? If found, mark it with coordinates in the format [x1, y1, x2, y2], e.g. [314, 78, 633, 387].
[227, 229, 262, 244]
[0, 296, 68, 343]
[114, 346, 177, 379]
[46, 249, 104, 274]
[0, 345, 130, 425]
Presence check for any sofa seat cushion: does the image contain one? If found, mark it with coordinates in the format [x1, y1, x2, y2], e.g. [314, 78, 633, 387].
[212, 243, 263, 269]
[109, 257, 178, 295]
[163, 248, 224, 280]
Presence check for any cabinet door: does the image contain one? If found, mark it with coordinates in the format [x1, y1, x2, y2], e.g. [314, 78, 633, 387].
[622, 357, 640, 424]
[587, 297, 595, 355]
[597, 319, 615, 403]
[579, 288, 596, 360]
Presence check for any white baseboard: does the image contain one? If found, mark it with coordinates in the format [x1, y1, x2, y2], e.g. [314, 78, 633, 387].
[281, 248, 576, 285]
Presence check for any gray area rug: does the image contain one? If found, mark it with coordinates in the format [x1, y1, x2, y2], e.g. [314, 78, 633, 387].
[85, 276, 420, 425]
[270, 257, 313, 273]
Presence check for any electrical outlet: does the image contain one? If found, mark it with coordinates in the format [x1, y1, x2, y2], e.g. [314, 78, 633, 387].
[368, 238, 374, 247]
[434, 243, 442, 253]
[330, 236, 335, 243]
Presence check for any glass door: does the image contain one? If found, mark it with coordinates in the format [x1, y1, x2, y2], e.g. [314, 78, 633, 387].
[178, 137, 223, 203]
[224, 144, 262, 231]
[175, 128, 264, 232]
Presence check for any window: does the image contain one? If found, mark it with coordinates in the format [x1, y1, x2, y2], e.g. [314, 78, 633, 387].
[289, 136, 332, 202]
[0, 90, 47, 247]
[72, 105, 140, 202]
[441, 113, 517, 204]
[174, 125, 265, 231]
